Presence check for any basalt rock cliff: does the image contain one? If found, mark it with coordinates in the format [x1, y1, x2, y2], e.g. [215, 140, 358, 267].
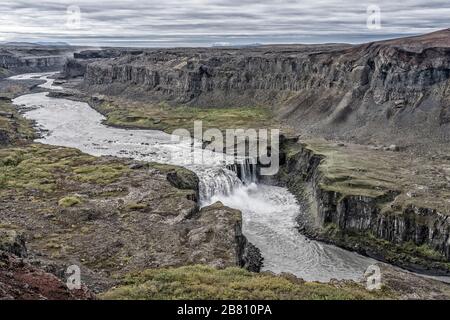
[272, 138, 450, 274]
[65, 29, 450, 151]
[0, 44, 75, 77]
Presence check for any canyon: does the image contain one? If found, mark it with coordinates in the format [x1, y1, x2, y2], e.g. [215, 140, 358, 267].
[0, 82, 262, 295]
[0, 44, 75, 77]
[63, 29, 450, 154]
[1, 29, 450, 299]
[59, 29, 450, 275]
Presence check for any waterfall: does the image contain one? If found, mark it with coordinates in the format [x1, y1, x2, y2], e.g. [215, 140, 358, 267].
[227, 158, 258, 185]
[197, 158, 258, 205]
[197, 167, 242, 204]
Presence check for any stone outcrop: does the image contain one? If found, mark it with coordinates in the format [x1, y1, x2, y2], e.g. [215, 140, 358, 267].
[193, 202, 263, 271]
[0, 143, 262, 292]
[0, 229, 27, 258]
[272, 138, 450, 274]
[60, 48, 145, 79]
[0, 97, 37, 145]
[65, 29, 450, 151]
[62, 58, 89, 78]
[0, 52, 66, 74]
[235, 221, 264, 272]
[0, 251, 96, 300]
[0, 226, 95, 300]
[0, 44, 74, 77]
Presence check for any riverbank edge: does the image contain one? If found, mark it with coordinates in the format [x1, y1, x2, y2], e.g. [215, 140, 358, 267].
[264, 137, 450, 277]
[14, 73, 450, 298]
[40, 91, 266, 273]
[0, 80, 264, 291]
[46, 88, 450, 277]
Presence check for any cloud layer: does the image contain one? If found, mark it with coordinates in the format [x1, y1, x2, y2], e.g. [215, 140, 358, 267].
[0, 0, 448, 46]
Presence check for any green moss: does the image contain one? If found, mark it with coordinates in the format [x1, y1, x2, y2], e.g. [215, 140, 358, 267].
[0, 144, 130, 196]
[0, 147, 56, 193]
[125, 202, 147, 211]
[401, 242, 445, 261]
[0, 68, 12, 78]
[100, 265, 395, 300]
[322, 223, 340, 236]
[149, 162, 198, 190]
[0, 100, 36, 143]
[58, 196, 82, 207]
[73, 164, 130, 185]
[96, 101, 276, 135]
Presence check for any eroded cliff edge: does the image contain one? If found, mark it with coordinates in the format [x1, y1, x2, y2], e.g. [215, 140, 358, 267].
[59, 29, 450, 276]
[0, 44, 75, 78]
[270, 137, 450, 274]
[64, 29, 450, 153]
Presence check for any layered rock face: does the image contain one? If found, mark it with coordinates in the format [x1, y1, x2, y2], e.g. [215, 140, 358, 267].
[0, 227, 95, 300]
[67, 29, 450, 150]
[0, 45, 73, 76]
[79, 44, 351, 105]
[1, 54, 66, 72]
[273, 139, 450, 273]
[61, 49, 131, 79]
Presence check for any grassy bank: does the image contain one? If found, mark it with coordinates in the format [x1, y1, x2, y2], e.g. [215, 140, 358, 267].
[0, 144, 130, 196]
[94, 100, 278, 135]
[0, 99, 36, 145]
[303, 139, 450, 215]
[0, 68, 12, 78]
[101, 265, 394, 300]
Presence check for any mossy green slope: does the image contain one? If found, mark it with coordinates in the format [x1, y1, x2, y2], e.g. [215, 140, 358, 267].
[0, 144, 130, 195]
[101, 265, 394, 300]
[0, 100, 36, 144]
[95, 100, 277, 134]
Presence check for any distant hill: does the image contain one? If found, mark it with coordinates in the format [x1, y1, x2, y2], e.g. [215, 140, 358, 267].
[2, 42, 44, 47]
[35, 41, 71, 47]
[2, 41, 71, 47]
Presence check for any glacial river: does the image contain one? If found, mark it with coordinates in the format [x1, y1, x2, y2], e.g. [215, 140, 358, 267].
[10, 72, 377, 282]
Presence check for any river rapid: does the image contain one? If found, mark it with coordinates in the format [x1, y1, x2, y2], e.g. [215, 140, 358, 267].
[10, 72, 376, 282]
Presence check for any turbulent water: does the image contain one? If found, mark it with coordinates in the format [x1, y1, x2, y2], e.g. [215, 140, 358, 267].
[10, 72, 376, 282]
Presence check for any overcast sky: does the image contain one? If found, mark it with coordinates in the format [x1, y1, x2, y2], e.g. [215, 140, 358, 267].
[0, 0, 448, 47]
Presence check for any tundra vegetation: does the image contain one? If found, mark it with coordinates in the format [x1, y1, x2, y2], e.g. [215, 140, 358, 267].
[94, 100, 279, 134]
[101, 265, 395, 300]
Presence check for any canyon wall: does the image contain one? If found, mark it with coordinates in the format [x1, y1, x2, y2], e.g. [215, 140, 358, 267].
[58, 30, 450, 273]
[66, 29, 450, 150]
[0, 45, 74, 77]
[0, 54, 66, 73]
[273, 139, 450, 274]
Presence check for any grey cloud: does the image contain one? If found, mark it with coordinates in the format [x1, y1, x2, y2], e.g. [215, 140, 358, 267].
[0, 0, 448, 47]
